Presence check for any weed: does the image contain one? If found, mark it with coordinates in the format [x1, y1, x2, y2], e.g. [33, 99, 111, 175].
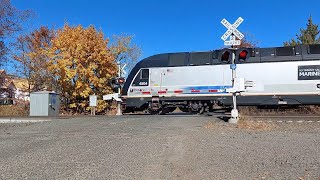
[237, 115, 273, 131]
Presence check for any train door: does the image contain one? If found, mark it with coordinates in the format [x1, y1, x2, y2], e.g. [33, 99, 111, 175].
[149, 68, 163, 96]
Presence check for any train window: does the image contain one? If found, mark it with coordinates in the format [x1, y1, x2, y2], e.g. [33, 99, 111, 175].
[260, 48, 275, 57]
[141, 69, 149, 79]
[276, 47, 294, 56]
[168, 53, 187, 66]
[309, 44, 320, 54]
[132, 69, 149, 86]
[189, 52, 211, 65]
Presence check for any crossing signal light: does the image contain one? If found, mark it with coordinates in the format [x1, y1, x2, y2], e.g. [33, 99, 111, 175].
[236, 48, 252, 62]
[109, 77, 125, 92]
[118, 77, 125, 85]
[239, 50, 248, 60]
[109, 78, 119, 89]
[218, 49, 233, 63]
[222, 51, 230, 61]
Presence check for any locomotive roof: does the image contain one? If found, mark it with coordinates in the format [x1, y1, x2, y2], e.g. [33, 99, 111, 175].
[136, 44, 320, 68]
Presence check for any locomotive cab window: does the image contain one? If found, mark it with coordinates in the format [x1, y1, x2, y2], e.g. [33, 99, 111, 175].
[132, 69, 149, 86]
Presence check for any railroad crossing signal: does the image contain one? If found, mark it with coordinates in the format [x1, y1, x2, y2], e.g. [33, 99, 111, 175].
[121, 63, 127, 76]
[221, 17, 244, 46]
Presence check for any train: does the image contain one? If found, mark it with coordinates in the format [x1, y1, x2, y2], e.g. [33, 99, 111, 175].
[119, 44, 320, 114]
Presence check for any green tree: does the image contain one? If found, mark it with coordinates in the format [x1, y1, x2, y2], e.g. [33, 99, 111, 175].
[284, 16, 320, 46]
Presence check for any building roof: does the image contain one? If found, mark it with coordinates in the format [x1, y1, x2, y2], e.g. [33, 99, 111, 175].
[12, 78, 30, 91]
[2, 80, 16, 90]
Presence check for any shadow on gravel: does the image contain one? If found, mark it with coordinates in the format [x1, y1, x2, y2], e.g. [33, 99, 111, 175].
[217, 116, 230, 122]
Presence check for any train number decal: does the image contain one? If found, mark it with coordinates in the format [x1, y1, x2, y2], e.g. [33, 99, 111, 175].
[138, 79, 148, 86]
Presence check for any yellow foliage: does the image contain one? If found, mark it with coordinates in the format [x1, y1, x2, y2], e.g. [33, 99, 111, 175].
[47, 24, 118, 112]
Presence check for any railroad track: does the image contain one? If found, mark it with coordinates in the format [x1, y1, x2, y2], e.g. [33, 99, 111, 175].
[121, 112, 320, 123]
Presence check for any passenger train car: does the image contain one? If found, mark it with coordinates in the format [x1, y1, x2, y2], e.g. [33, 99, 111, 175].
[121, 44, 320, 114]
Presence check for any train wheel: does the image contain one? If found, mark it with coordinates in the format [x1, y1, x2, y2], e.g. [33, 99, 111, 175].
[147, 101, 161, 115]
[189, 102, 204, 114]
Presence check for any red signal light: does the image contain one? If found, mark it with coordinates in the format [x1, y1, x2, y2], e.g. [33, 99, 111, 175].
[239, 50, 248, 61]
[118, 78, 125, 84]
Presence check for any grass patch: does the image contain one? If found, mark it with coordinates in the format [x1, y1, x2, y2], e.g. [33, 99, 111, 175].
[237, 115, 274, 131]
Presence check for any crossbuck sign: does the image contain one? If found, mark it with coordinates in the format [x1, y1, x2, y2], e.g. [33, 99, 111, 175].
[221, 17, 244, 46]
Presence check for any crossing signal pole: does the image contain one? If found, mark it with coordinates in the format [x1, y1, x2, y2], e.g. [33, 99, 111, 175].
[220, 17, 245, 123]
[104, 62, 126, 115]
[115, 62, 126, 115]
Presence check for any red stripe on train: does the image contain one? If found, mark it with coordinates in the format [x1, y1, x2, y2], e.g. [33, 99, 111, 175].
[174, 90, 183, 93]
[158, 91, 167, 94]
[208, 89, 218, 92]
[191, 90, 200, 93]
[142, 91, 150, 94]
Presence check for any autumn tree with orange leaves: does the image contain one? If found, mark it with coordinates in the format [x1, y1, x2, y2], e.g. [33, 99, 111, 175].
[13, 24, 140, 114]
[47, 24, 118, 113]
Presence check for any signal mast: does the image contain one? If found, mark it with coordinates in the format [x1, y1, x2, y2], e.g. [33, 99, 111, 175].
[220, 17, 246, 123]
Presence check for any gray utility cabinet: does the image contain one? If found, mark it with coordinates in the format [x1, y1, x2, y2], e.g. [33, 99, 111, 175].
[30, 91, 60, 116]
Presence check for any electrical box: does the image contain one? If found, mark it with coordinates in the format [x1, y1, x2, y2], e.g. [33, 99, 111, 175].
[30, 91, 60, 116]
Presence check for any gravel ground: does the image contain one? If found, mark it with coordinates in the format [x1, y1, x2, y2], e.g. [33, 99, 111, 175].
[0, 115, 320, 180]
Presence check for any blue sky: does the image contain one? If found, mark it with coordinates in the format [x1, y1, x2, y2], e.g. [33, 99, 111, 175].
[12, 0, 320, 60]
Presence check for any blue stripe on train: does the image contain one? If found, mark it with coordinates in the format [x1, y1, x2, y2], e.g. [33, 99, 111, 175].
[182, 85, 232, 94]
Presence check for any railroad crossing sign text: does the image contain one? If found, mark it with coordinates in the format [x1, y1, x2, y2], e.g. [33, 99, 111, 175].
[221, 17, 244, 46]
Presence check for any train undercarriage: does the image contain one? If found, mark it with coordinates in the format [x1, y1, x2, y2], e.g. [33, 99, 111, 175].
[121, 94, 320, 115]
[123, 99, 229, 115]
